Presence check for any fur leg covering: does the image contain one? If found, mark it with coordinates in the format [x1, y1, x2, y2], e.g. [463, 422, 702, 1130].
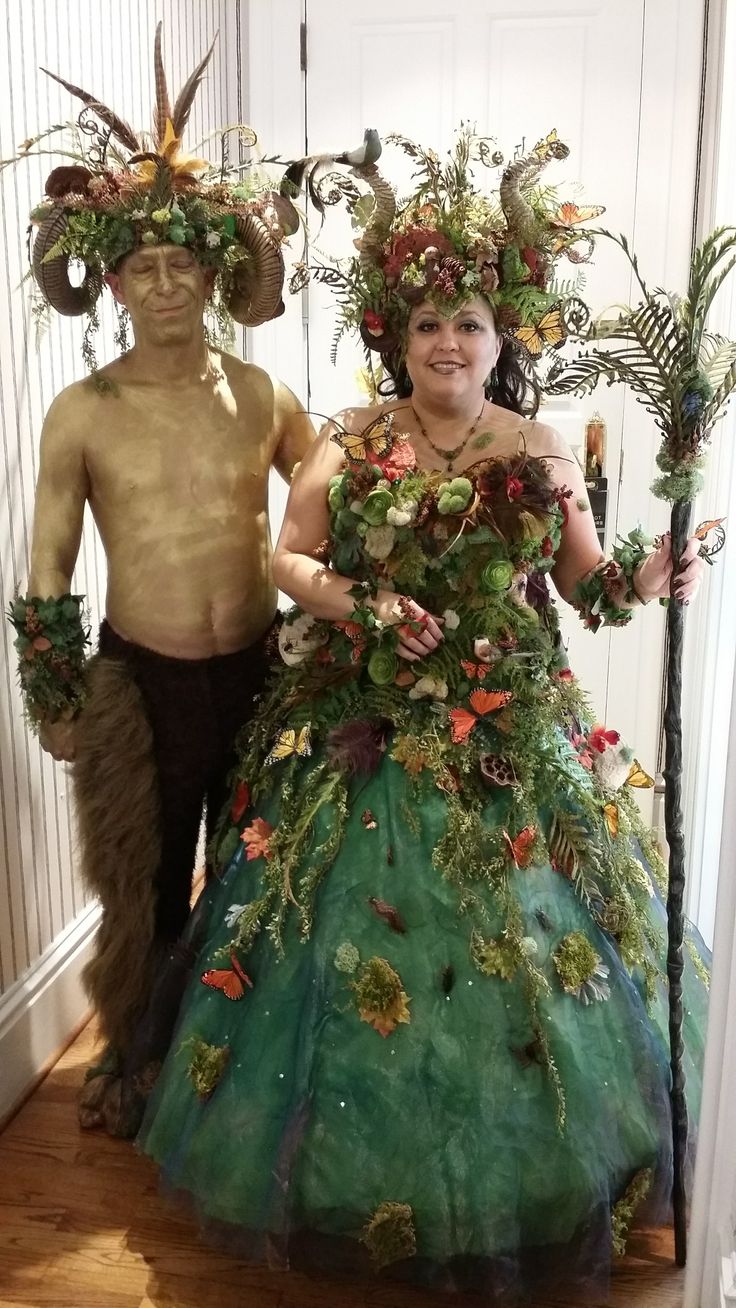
[73, 653, 161, 1056]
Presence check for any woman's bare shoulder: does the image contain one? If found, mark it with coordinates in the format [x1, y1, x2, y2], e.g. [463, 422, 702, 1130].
[327, 400, 411, 434]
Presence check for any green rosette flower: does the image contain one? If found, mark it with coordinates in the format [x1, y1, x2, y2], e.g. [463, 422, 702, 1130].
[367, 649, 399, 686]
[480, 558, 514, 593]
[328, 481, 346, 512]
[361, 489, 395, 526]
[437, 477, 473, 515]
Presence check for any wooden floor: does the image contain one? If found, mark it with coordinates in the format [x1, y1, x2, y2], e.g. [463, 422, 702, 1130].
[0, 1022, 684, 1308]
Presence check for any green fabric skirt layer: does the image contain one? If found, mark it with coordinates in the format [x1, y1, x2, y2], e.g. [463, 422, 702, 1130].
[139, 746, 708, 1302]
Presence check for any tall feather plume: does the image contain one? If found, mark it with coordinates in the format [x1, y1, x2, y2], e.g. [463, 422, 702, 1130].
[171, 35, 218, 140]
[153, 22, 173, 147]
[41, 68, 141, 155]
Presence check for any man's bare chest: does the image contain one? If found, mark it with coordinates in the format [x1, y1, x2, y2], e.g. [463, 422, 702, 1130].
[85, 390, 273, 514]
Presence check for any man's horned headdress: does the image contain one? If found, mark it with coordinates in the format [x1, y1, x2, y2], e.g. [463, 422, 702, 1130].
[19, 25, 298, 350]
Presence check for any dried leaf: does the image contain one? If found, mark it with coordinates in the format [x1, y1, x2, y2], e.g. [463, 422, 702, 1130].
[367, 897, 407, 934]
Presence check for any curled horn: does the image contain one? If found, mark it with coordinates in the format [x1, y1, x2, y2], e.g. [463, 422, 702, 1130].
[226, 214, 286, 326]
[32, 208, 102, 316]
[499, 151, 548, 248]
[352, 162, 396, 265]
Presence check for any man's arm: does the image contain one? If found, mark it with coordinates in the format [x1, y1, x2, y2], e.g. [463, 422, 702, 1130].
[21, 387, 90, 761]
[29, 387, 90, 596]
[271, 381, 317, 483]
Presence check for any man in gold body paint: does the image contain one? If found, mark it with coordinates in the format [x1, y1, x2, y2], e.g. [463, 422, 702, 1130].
[28, 242, 314, 1132]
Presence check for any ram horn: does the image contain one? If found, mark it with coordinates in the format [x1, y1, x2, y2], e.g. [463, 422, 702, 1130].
[225, 213, 286, 326]
[500, 152, 550, 247]
[352, 161, 396, 265]
[32, 208, 103, 316]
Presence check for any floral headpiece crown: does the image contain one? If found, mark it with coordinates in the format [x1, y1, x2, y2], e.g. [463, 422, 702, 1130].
[18, 24, 299, 350]
[323, 127, 602, 363]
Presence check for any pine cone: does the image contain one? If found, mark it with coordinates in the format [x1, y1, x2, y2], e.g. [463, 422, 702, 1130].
[440, 256, 466, 279]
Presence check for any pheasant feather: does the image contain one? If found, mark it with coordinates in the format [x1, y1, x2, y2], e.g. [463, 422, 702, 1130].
[41, 67, 141, 155]
[153, 22, 173, 148]
[171, 35, 217, 140]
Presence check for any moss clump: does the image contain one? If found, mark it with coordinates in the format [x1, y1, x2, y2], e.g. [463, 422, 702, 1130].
[471, 931, 522, 981]
[554, 931, 599, 992]
[361, 1201, 417, 1268]
[353, 957, 411, 1037]
[182, 1037, 230, 1101]
[611, 1168, 653, 1256]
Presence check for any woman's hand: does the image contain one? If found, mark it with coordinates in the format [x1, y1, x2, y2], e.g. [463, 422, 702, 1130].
[373, 591, 445, 661]
[633, 533, 705, 604]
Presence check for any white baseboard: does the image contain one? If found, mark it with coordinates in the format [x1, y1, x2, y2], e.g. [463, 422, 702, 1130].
[722, 1229, 736, 1307]
[0, 901, 100, 1122]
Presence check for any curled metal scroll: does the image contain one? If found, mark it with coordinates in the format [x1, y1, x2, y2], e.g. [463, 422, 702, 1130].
[77, 106, 113, 169]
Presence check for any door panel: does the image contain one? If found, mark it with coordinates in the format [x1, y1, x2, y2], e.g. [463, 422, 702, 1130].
[304, 0, 645, 721]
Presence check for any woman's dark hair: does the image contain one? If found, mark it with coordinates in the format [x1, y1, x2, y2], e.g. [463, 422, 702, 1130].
[376, 336, 541, 418]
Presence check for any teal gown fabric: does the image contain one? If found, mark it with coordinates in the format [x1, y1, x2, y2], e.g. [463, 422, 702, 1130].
[139, 436, 708, 1302]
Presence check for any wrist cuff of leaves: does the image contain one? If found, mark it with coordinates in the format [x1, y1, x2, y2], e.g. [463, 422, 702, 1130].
[8, 593, 90, 727]
[572, 536, 651, 631]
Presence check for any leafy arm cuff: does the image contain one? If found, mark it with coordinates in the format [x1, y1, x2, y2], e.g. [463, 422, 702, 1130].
[7, 593, 90, 728]
[571, 530, 652, 631]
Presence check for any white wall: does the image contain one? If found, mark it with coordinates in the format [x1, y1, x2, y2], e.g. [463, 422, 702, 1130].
[0, 0, 246, 1119]
[684, 0, 736, 1301]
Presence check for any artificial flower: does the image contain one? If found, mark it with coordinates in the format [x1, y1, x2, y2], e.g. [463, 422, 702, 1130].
[364, 524, 396, 560]
[367, 649, 399, 686]
[408, 675, 448, 701]
[230, 780, 250, 822]
[481, 559, 514, 593]
[278, 612, 329, 666]
[589, 725, 621, 753]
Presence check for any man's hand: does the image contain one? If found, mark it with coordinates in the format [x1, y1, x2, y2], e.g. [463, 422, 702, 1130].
[39, 717, 77, 762]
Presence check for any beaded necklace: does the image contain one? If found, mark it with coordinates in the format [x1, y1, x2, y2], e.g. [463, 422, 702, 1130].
[410, 399, 486, 473]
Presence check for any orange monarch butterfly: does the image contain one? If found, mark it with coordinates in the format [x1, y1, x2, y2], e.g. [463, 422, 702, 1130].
[201, 951, 254, 1001]
[627, 760, 655, 789]
[603, 802, 619, 838]
[550, 202, 605, 227]
[694, 516, 726, 539]
[265, 725, 312, 766]
[503, 825, 537, 868]
[459, 660, 490, 681]
[694, 517, 726, 561]
[331, 411, 394, 463]
[513, 306, 566, 359]
[448, 688, 513, 744]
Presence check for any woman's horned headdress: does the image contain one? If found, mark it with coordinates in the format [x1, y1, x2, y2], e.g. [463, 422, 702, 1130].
[316, 127, 602, 365]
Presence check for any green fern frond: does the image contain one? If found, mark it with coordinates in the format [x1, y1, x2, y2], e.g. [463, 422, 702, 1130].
[699, 334, 736, 387]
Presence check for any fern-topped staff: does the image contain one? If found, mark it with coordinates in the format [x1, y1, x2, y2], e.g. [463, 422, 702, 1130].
[545, 224, 736, 1266]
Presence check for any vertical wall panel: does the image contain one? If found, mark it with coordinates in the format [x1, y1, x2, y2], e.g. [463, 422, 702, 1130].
[0, 0, 245, 999]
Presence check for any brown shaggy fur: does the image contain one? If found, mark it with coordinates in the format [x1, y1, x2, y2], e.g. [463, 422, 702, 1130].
[73, 655, 161, 1054]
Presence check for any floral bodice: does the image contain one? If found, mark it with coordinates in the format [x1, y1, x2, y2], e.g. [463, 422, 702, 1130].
[276, 434, 577, 727]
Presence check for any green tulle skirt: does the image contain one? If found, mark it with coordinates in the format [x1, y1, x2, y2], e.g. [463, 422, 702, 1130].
[139, 747, 708, 1302]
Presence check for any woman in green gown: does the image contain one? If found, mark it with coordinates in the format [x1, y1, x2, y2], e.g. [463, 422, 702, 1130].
[139, 131, 708, 1302]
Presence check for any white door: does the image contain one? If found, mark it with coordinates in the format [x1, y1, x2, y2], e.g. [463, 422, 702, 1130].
[249, 0, 705, 819]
